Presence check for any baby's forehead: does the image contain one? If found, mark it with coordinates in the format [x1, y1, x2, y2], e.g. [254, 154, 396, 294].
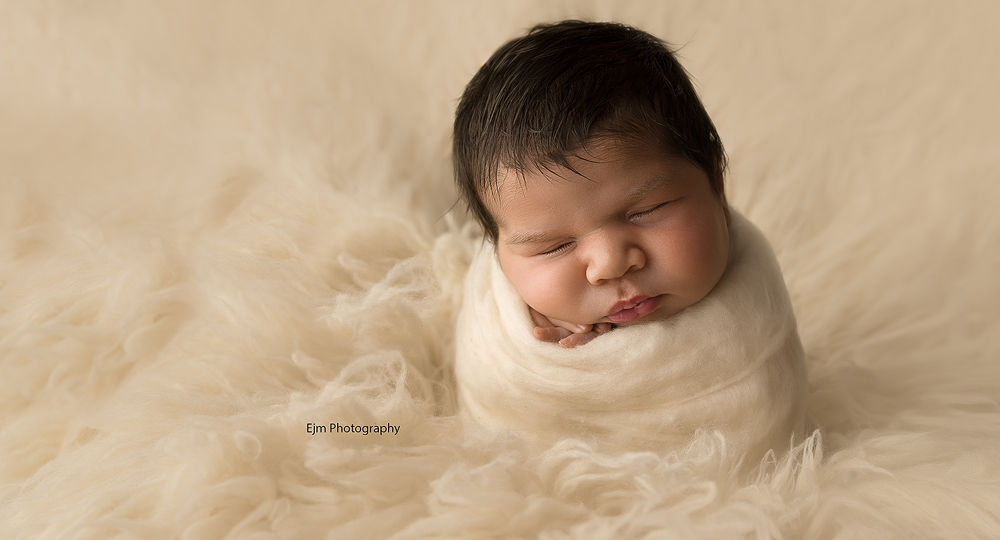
[491, 136, 673, 193]
[488, 163, 591, 216]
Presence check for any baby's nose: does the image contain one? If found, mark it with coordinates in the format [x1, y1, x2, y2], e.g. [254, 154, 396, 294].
[585, 236, 645, 285]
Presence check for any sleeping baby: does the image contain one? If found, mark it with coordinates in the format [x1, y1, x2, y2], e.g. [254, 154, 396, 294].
[452, 21, 807, 467]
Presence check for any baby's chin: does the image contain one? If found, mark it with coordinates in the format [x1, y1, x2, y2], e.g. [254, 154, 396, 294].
[605, 309, 673, 327]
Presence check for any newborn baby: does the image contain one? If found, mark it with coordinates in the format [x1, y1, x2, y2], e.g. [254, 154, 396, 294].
[495, 136, 728, 349]
[452, 21, 806, 465]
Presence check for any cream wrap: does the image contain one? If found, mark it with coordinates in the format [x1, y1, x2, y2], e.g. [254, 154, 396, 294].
[454, 211, 807, 464]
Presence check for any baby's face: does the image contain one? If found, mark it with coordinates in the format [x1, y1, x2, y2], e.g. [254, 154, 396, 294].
[490, 139, 729, 327]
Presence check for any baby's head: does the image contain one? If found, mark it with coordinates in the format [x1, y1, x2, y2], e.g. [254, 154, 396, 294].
[453, 20, 731, 327]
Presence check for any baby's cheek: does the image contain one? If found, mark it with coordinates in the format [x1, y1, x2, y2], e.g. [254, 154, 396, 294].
[678, 225, 729, 294]
[516, 271, 559, 311]
[515, 267, 578, 321]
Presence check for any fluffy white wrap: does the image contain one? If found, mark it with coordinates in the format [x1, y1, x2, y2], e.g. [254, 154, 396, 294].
[455, 211, 807, 466]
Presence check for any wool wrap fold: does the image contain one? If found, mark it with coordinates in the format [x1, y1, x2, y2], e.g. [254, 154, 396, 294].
[454, 211, 807, 462]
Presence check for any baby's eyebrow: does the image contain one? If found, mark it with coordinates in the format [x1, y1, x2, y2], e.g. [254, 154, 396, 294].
[624, 176, 673, 204]
[504, 230, 557, 246]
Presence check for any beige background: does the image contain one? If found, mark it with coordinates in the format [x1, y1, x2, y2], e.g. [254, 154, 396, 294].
[2, 1, 998, 537]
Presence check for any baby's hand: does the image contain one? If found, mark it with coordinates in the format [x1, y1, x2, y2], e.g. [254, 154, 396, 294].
[529, 307, 614, 348]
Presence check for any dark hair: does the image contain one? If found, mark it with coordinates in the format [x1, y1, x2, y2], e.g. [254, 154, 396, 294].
[452, 20, 728, 243]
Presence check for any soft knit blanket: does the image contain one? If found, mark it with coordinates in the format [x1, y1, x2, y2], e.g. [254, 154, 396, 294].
[455, 211, 807, 468]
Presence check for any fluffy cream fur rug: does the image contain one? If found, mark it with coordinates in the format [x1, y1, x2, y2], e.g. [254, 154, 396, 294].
[2, 1, 998, 538]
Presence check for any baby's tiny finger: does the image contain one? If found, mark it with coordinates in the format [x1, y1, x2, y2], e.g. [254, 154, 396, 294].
[534, 326, 571, 342]
[559, 331, 596, 348]
[529, 308, 553, 328]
